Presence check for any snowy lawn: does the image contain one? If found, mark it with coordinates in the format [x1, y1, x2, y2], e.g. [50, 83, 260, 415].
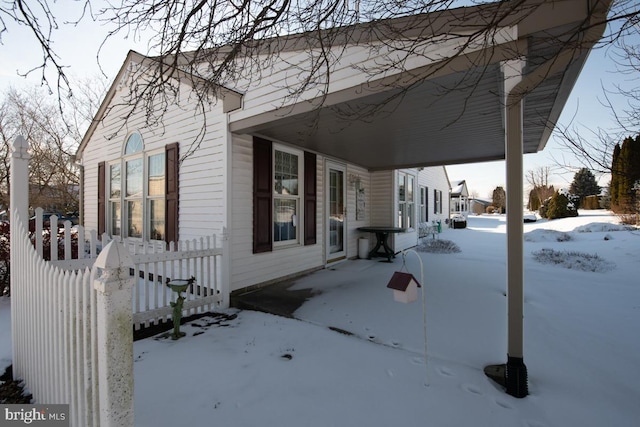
[1, 210, 639, 426]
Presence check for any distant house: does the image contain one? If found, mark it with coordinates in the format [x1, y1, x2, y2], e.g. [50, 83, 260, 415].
[470, 198, 492, 215]
[450, 180, 469, 217]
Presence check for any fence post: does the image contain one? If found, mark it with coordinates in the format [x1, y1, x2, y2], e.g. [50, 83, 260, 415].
[93, 240, 135, 427]
[221, 227, 231, 308]
[10, 136, 30, 225]
[10, 136, 30, 380]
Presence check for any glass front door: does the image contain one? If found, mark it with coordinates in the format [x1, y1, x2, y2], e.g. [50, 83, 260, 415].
[327, 162, 346, 262]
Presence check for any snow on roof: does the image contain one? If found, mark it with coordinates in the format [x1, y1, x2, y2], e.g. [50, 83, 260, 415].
[450, 180, 466, 196]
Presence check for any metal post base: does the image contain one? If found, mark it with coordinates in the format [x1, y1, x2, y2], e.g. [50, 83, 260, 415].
[506, 356, 528, 398]
[484, 356, 528, 398]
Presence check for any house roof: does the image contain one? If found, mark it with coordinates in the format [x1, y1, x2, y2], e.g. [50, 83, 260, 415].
[451, 180, 467, 197]
[227, 0, 610, 171]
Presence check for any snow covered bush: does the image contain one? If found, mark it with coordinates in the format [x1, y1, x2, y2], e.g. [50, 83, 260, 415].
[540, 189, 579, 220]
[417, 239, 461, 253]
[532, 248, 615, 272]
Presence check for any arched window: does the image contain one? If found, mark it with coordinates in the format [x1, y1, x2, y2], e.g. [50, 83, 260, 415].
[124, 132, 143, 154]
[107, 132, 167, 241]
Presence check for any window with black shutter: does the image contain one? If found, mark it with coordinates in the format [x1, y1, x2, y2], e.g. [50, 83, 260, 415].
[253, 137, 316, 253]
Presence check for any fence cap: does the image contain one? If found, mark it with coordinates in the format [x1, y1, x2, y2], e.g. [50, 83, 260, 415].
[95, 240, 133, 270]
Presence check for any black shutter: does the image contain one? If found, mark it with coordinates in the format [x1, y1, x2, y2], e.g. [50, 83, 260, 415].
[425, 187, 429, 222]
[304, 151, 317, 245]
[165, 142, 180, 245]
[98, 162, 105, 235]
[253, 137, 273, 253]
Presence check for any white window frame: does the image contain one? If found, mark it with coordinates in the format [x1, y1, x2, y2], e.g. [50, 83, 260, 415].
[419, 186, 428, 223]
[434, 189, 442, 214]
[107, 132, 166, 241]
[273, 144, 304, 248]
[398, 172, 416, 230]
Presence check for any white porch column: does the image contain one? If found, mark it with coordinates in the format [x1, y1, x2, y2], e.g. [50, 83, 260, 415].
[502, 59, 528, 397]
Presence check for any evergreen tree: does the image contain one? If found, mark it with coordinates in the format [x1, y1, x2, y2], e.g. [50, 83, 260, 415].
[528, 185, 554, 211]
[492, 186, 506, 213]
[542, 189, 579, 219]
[610, 143, 621, 207]
[611, 136, 640, 213]
[569, 168, 600, 208]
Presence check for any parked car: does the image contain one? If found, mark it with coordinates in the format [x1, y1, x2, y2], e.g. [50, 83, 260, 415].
[451, 214, 467, 229]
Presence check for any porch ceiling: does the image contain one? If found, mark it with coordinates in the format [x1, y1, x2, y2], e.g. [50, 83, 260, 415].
[231, 54, 585, 171]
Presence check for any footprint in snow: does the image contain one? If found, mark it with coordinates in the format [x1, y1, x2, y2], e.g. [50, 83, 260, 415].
[495, 399, 513, 410]
[411, 357, 425, 365]
[437, 367, 454, 377]
[461, 383, 483, 395]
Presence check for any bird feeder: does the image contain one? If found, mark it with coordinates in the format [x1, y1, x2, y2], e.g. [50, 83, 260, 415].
[167, 276, 195, 340]
[387, 271, 421, 304]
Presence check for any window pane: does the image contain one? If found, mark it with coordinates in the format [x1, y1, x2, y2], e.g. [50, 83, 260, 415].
[408, 202, 415, 229]
[126, 158, 143, 197]
[398, 204, 406, 228]
[420, 187, 427, 223]
[273, 198, 297, 242]
[398, 174, 406, 202]
[124, 133, 143, 154]
[110, 201, 121, 236]
[148, 153, 165, 196]
[274, 150, 298, 195]
[149, 199, 165, 241]
[127, 200, 143, 238]
[110, 164, 121, 198]
[407, 176, 414, 200]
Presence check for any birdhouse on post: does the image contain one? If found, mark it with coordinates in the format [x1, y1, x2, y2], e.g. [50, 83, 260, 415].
[387, 271, 421, 303]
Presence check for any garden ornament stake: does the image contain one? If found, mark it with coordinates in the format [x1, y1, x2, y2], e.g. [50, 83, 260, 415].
[168, 276, 195, 340]
[393, 249, 429, 386]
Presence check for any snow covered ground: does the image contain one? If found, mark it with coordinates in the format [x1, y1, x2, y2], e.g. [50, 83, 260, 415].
[1, 210, 639, 426]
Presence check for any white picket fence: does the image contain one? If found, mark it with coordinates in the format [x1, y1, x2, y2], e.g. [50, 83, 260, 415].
[9, 135, 229, 427]
[11, 212, 101, 426]
[31, 207, 226, 330]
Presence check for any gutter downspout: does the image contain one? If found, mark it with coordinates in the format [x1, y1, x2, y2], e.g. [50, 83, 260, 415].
[485, 0, 610, 398]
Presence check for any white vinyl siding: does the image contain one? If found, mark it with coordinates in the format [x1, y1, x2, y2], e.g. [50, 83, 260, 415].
[417, 166, 450, 224]
[80, 80, 228, 241]
[230, 135, 322, 292]
[345, 164, 370, 259]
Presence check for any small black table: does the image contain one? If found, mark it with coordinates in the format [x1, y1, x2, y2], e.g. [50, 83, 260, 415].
[357, 226, 405, 262]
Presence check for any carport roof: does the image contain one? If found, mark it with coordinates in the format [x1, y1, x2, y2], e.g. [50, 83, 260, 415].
[229, 0, 610, 170]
